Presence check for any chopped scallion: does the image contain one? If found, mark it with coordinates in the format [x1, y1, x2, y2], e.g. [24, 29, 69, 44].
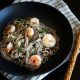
[18, 47, 23, 53]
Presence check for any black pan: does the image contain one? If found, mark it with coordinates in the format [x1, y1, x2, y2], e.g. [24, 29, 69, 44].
[0, 2, 73, 75]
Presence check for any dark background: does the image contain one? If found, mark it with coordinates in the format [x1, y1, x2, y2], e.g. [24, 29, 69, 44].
[0, 0, 14, 10]
[64, 0, 80, 21]
[0, 0, 80, 80]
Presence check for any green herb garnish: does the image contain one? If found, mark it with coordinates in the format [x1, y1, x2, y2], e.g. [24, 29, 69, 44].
[38, 28, 49, 33]
[18, 47, 23, 53]
[43, 29, 49, 33]
[15, 19, 27, 26]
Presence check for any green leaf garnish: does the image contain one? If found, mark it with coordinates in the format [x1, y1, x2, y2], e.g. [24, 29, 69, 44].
[38, 28, 49, 33]
[43, 29, 49, 33]
[18, 47, 23, 53]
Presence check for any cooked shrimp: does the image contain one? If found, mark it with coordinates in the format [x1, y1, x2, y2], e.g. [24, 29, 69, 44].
[8, 25, 16, 33]
[42, 34, 56, 47]
[30, 17, 39, 27]
[25, 27, 34, 38]
[6, 42, 13, 53]
[29, 55, 42, 69]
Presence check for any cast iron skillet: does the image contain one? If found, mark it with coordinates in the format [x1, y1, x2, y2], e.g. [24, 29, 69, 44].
[0, 2, 73, 75]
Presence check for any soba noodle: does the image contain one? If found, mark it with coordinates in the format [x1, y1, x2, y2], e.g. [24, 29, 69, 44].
[0, 17, 59, 70]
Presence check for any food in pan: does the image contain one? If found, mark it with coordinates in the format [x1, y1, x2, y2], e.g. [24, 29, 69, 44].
[0, 17, 59, 70]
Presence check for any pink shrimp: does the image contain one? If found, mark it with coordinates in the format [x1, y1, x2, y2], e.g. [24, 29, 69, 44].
[29, 55, 42, 69]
